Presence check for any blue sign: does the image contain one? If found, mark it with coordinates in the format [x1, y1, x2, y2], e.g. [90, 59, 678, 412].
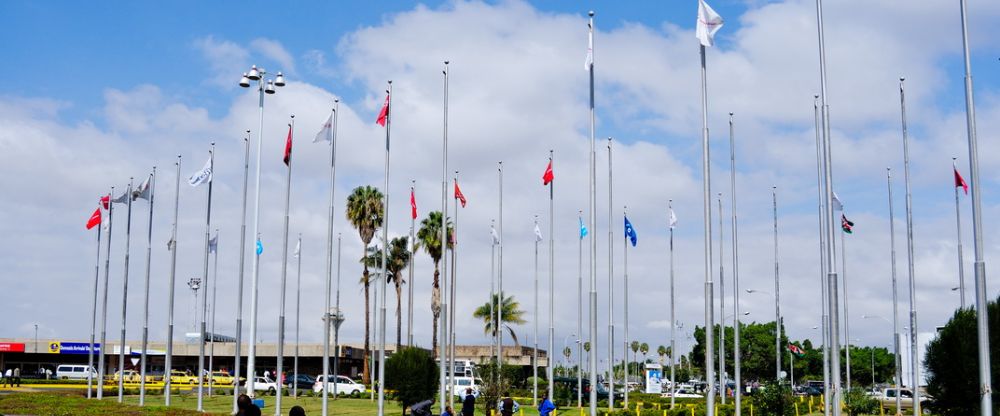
[47, 342, 101, 355]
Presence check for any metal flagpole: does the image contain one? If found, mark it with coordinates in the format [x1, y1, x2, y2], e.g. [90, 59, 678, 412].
[117, 179, 135, 403]
[451, 172, 459, 402]
[333, 233, 343, 399]
[534, 215, 540, 406]
[898, 79, 921, 414]
[772, 187, 781, 382]
[718, 194, 725, 404]
[490, 219, 497, 365]
[842, 230, 850, 389]
[197, 144, 215, 411]
[728, 113, 743, 416]
[139, 169, 156, 405]
[87, 195, 104, 399]
[498, 162, 504, 366]
[547, 150, 555, 402]
[233, 132, 250, 412]
[957, 3, 993, 410]
[98, 186, 116, 400]
[607, 137, 615, 412]
[578, 209, 583, 409]
[587, 11, 599, 416]
[439, 64, 450, 412]
[408, 180, 416, 347]
[669, 201, 676, 410]
[294, 234, 302, 398]
[699, 39, 717, 416]
[377, 81, 393, 416]
[209, 230, 219, 397]
[165, 157, 181, 405]
[887, 168, 902, 414]
[276, 117, 295, 415]
[322, 101, 339, 416]
[814, 1, 842, 413]
[623, 206, 629, 410]
[952, 158, 966, 309]
[813, 96, 831, 416]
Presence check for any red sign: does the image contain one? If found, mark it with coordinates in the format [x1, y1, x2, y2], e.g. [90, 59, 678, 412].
[0, 343, 25, 353]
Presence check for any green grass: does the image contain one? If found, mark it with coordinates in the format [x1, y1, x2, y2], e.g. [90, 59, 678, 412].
[0, 392, 204, 415]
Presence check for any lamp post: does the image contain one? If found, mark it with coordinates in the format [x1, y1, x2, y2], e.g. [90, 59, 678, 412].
[34, 324, 38, 353]
[239, 65, 285, 397]
[863, 314, 899, 413]
[747, 289, 781, 382]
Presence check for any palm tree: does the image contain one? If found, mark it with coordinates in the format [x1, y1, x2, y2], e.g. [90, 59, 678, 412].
[472, 291, 526, 346]
[640, 342, 649, 363]
[657, 345, 667, 365]
[362, 236, 411, 350]
[346, 185, 384, 385]
[416, 211, 453, 354]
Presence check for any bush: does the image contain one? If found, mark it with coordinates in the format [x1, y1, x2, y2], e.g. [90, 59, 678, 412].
[752, 381, 794, 416]
[844, 387, 878, 416]
[925, 296, 1000, 416]
[384, 346, 439, 412]
[477, 360, 521, 414]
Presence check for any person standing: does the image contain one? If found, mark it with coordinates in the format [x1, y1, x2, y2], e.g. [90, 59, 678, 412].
[2, 368, 11, 387]
[461, 388, 476, 416]
[12, 367, 20, 387]
[499, 393, 515, 416]
[537, 392, 555, 416]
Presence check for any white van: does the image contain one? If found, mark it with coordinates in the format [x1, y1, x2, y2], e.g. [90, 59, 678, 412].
[313, 375, 365, 395]
[452, 376, 482, 398]
[55, 365, 97, 380]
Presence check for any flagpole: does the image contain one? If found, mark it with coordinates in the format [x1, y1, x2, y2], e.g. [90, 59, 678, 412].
[728, 113, 743, 416]
[623, 205, 629, 411]
[952, 158, 966, 309]
[668, 201, 676, 410]
[450, 172, 459, 400]
[209, 230, 219, 397]
[577, 209, 583, 409]
[294, 234, 302, 398]
[333, 232, 344, 398]
[98, 187, 116, 400]
[607, 137, 615, 412]
[887, 168, 903, 414]
[136, 169, 155, 405]
[547, 150, 555, 402]
[958, 3, 993, 411]
[490, 219, 497, 366]
[717, 193, 725, 404]
[377, 81, 392, 416]
[233, 131, 250, 412]
[498, 161, 504, 367]
[842, 229, 850, 389]
[772, 186, 781, 383]
[117, 179, 134, 403]
[699, 39, 716, 416]
[587, 12, 599, 416]
[533, 214, 540, 407]
[322, 101, 339, 416]
[408, 180, 415, 347]
[197, 143, 215, 411]
[165, 157, 181, 405]
[812, 96, 831, 416]
[438, 63, 450, 412]
[87, 197, 104, 399]
[897, 79, 922, 414]
[276, 117, 294, 416]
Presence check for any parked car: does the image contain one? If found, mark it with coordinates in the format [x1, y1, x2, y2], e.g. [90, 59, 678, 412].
[206, 371, 242, 386]
[55, 365, 97, 380]
[313, 375, 365, 395]
[113, 369, 155, 383]
[880, 388, 933, 413]
[451, 376, 482, 398]
[284, 374, 316, 390]
[662, 388, 703, 399]
[169, 369, 201, 385]
[253, 376, 280, 395]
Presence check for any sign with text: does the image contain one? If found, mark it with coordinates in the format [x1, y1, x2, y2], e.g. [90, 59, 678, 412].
[47, 342, 101, 355]
[0, 343, 25, 353]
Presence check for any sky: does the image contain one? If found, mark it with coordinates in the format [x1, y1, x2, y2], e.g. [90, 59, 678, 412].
[2, 0, 1000, 373]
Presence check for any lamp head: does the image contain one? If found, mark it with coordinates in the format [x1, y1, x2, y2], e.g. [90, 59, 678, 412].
[274, 72, 286, 87]
[239, 73, 251, 88]
[247, 65, 261, 81]
[265, 80, 276, 94]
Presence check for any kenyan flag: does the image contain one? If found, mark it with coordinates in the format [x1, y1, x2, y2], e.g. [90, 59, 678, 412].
[788, 343, 805, 358]
[841, 214, 854, 234]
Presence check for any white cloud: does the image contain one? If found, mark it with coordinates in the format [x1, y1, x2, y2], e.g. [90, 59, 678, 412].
[251, 38, 296, 75]
[193, 36, 250, 88]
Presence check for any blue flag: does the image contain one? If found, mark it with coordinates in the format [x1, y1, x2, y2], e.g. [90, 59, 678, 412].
[624, 216, 637, 247]
[256, 238, 263, 256]
[579, 217, 588, 239]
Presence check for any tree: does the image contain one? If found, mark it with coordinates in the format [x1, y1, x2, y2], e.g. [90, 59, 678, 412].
[640, 342, 649, 363]
[925, 296, 1000, 415]
[472, 292, 526, 346]
[753, 380, 794, 416]
[384, 347, 439, 415]
[416, 210, 453, 354]
[346, 185, 383, 385]
[657, 345, 667, 365]
[362, 236, 411, 350]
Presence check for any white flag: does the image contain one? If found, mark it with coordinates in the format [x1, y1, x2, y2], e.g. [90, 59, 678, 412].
[584, 22, 594, 70]
[293, 240, 301, 258]
[534, 222, 543, 242]
[491, 225, 500, 245]
[669, 208, 678, 229]
[132, 174, 152, 201]
[208, 234, 218, 254]
[696, 0, 724, 47]
[313, 112, 333, 143]
[188, 157, 213, 187]
[832, 192, 844, 211]
[111, 189, 131, 204]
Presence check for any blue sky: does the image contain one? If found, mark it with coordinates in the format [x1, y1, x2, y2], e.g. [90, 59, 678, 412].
[3, 0, 1000, 372]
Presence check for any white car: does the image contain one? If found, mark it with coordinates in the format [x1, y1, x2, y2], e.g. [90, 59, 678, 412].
[313, 375, 365, 395]
[662, 388, 703, 399]
[55, 365, 97, 380]
[252, 376, 280, 395]
[452, 377, 482, 398]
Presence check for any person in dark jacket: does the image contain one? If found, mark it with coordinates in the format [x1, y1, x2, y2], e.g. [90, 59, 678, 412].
[461, 388, 476, 416]
[500, 393, 515, 416]
[410, 398, 434, 416]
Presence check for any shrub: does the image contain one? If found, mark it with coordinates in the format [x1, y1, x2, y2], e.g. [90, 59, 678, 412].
[844, 387, 878, 416]
[384, 346, 439, 412]
[752, 381, 794, 416]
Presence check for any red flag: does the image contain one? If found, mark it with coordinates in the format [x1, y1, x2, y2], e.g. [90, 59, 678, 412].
[86, 207, 102, 230]
[282, 124, 293, 166]
[454, 180, 467, 208]
[542, 160, 554, 185]
[410, 189, 417, 219]
[100, 195, 110, 210]
[376, 93, 390, 127]
[954, 167, 969, 195]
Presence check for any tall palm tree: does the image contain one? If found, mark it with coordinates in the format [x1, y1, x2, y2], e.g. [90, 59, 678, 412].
[346, 185, 383, 385]
[416, 211, 453, 354]
[640, 342, 649, 363]
[362, 236, 411, 350]
[657, 345, 667, 365]
[472, 291, 526, 346]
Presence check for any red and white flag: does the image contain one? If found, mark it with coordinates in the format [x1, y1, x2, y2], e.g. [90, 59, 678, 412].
[542, 160, 554, 185]
[454, 180, 467, 208]
[954, 167, 969, 195]
[100, 195, 110, 210]
[86, 207, 102, 230]
[410, 189, 417, 219]
[282, 124, 293, 166]
[376, 93, 390, 127]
